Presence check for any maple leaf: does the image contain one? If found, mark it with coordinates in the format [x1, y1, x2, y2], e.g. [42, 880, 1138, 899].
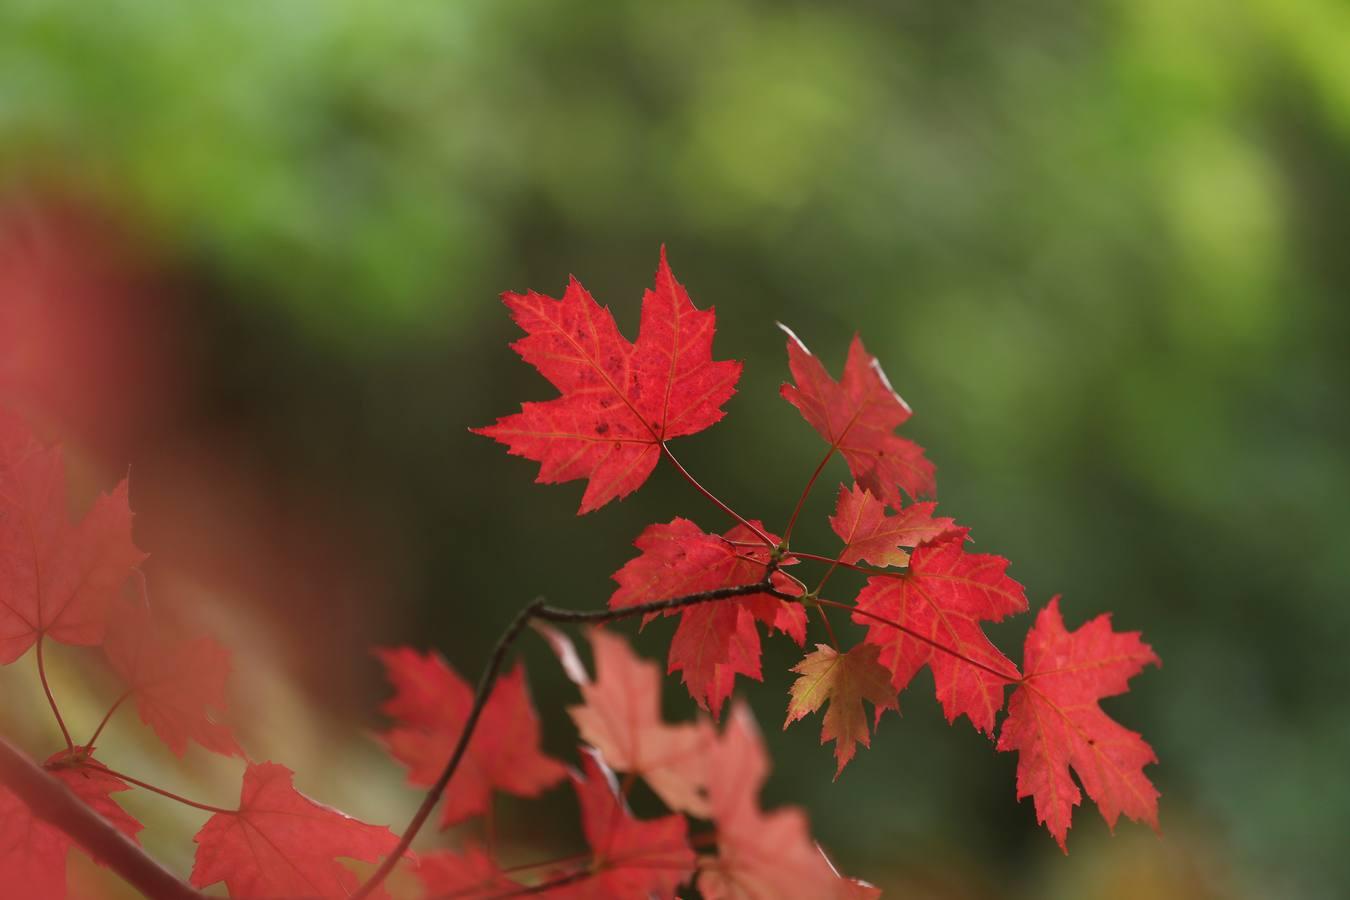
[416, 845, 520, 898]
[473, 248, 742, 514]
[829, 483, 963, 568]
[851, 537, 1026, 735]
[101, 598, 240, 758]
[609, 518, 805, 717]
[539, 625, 715, 816]
[997, 597, 1161, 851]
[779, 328, 936, 509]
[191, 761, 401, 899]
[0, 408, 146, 665]
[376, 648, 566, 826]
[0, 750, 142, 900]
[699, 703, 875, 899]
[543, 748, 696, 899]
[784, 643, 898, 776]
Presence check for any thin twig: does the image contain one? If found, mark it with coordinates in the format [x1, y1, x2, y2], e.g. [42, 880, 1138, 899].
[659, 443, 774, 546]
[783, 444, 837, 543]
[97, 765, 236, 816]
[0, 735, 204, 900]
[85, 689, 131, 750]
[828, 599, 1022, 682]
[351, 577, 788, 900]
[788, 549, 907, 578]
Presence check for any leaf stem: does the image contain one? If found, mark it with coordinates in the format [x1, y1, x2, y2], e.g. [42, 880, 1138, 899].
[789, 550, 903, 578]
[86, 690, 132, 750]
[659, 443, 773, 546]
[827, 599, 1021, 682]
[814, 559, 843, 595]
[485, 792, 497, 859]
[36, 636, 75, 753]
[783, 445, 837, 543]
[96, 765, 236, 815]
[814, 605, 840, 650]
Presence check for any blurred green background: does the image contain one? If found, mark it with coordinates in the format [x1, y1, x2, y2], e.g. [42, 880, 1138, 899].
[2, 1, 1348, 897]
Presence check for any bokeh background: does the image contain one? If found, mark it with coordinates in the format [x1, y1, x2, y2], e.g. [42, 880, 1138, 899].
[2, 1, 1348, 897]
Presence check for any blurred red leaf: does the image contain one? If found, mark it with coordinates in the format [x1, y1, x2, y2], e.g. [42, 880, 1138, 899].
[543, 749, 695, 899]
[416, 845, 519, 897]
[541, 626, 715, 816]
[0, 750, 141, 900]
[191, 762, 400, 899]
[376, 648, 566, 826]
[0, 408, 145, 665]
[699, 703, 870, 899]
[102, 597, 240, 758]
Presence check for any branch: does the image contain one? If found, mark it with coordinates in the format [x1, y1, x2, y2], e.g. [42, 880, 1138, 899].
[0, 735, 204, 900]
[351, 577, 788, 900]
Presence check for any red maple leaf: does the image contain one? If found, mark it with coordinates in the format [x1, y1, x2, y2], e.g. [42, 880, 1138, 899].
[191, 762, 401, 899]
[539, 625, 715, 816]
[0, 408, 145, 664]
[779, 328, 936, 509]
[376, 648, 566, 826]
[473, 248, 742, 514]
[997, 597, 1161, 851]
[0, 750, 141, 900]
[829, 483, 963, 568]
[545, 748, 696, 899]
[101, 598, 240, 758]
[699, 702, 875, 899]
[609, 518, 805, 716]
[851, 537, 1025, 735]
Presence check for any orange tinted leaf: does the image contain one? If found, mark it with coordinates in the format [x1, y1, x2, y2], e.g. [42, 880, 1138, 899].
[474, 248, 742, 514]
[779, 329, 935, 509]
[785, 643, 898, 776]
[997, 597, 1160, 851]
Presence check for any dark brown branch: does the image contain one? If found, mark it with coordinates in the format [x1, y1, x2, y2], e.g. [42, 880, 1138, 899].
[351, 577, 789, 900]
[0, 735, 204, 900]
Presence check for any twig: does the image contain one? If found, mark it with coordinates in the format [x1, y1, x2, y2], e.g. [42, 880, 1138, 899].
[0, 735, 204, 900]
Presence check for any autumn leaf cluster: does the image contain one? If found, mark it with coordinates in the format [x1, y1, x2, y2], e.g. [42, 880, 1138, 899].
[0, 248, 1160, 899]
[474, 248, 1162, 852]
